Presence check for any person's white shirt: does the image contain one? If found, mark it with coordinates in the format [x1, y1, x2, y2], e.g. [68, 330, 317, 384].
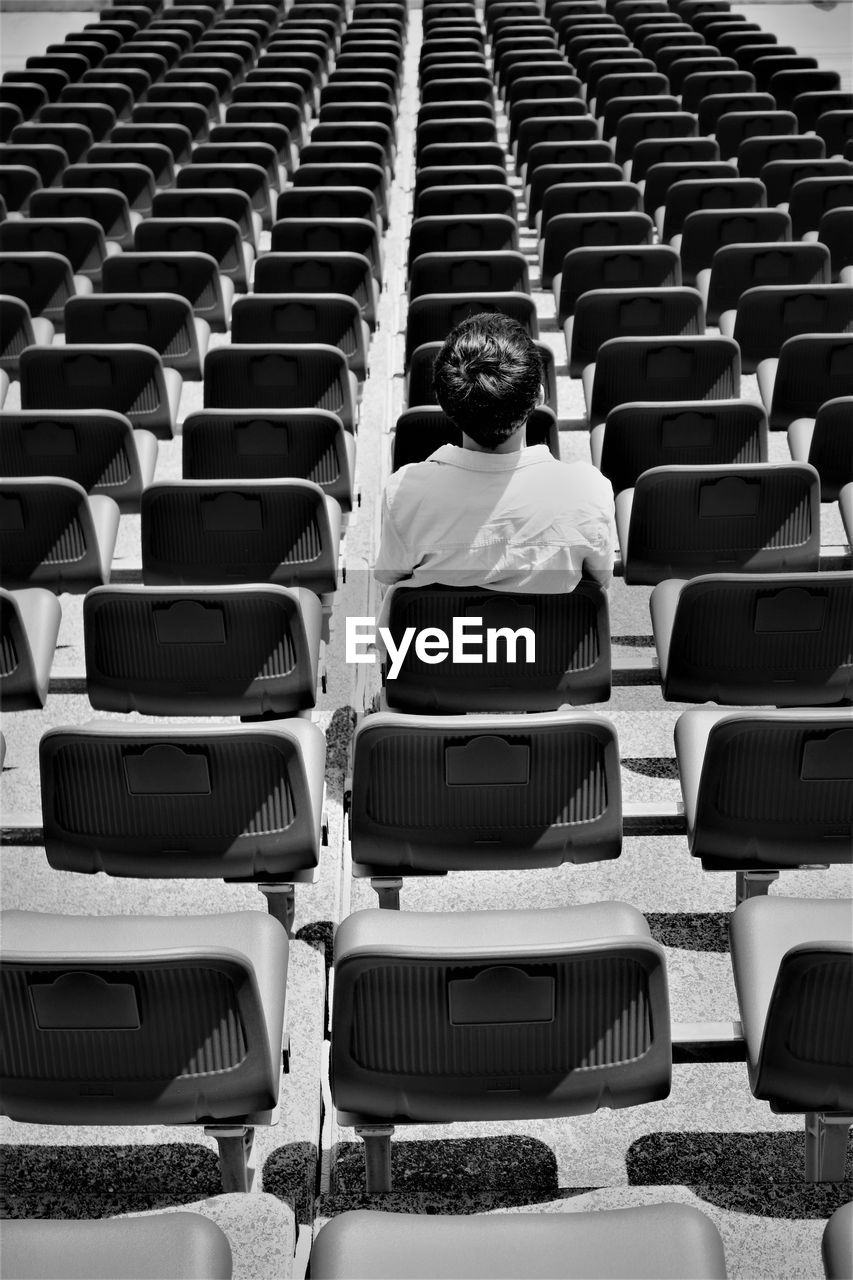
[375, 443, 615, 618]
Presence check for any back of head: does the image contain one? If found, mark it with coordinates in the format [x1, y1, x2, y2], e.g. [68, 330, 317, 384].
[432, 312, 542, 449]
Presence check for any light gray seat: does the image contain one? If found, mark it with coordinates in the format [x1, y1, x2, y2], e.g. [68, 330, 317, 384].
[822, 1201, 853, 1279]
[730, 895, 853, 1181]
[331, 902, 670, 1192]
[0, 586, 61, 710]
[310, 1205, 728, 1279]
[0, 909, 289, 1191]
[0, 1213, 232, 1280]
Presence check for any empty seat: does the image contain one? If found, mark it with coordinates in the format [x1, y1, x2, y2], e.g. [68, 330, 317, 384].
[29, 186, 137, 252]
[20, 344, 182, 440]
[141, 479, 341, 595]
[0, 143, 67, 189]
[533, 170, 636, 232]
[541, 212, 655, 291]
[0, 251, 88, 334]
[643, 161, 738, 225]
[758, 334, 853, 431]
[0, 1214, 233, 1280]
[678, 208, 792, 287]
[253, 251, 377, 333]
[0, 295, 54, 378]
[0, 908, 288, 1192]
[232, 294, 368, 389]
[737, 133, 825, 179]
[788, 175, 853, 238]
[413, 182, 517, 221]
[612, 104, 687, 163]
[761, 158, 853, 207]
[408, 250, 529, 301]
[405, 293, 538, 365]
[661, 177, 767, 243]
[726, 284, 853, 374]
[110, 121, 194, 164]
[652, 561, 853, 703]
[407, 214, 518, 270]
[567, 287, 704, 377]
[0, 165, 42, 215]
[271, 218, 382, 287]
[183, 407, 355, 511]
[700, 241, 831, 327]
[592, 399, 767, 494]
[102, 251, 232, 335]
[10, 122, 92, 164]
[133, 99, 210, 141]
[585, 335, 740, 427]
[203, 344, 357, 435]
[65, 293, 209, 381]
[712, 110, 799, 162]
[555, 243, 681, 327]
[730, 895, 852, 1179]
[0, 217, 116, 287]
[819, 208, 853, 282]
[0, 409, 157, 513]
[380, 581, 610, 711]
[0, 477, 119, 593]
[141, 209, 254, 293]
[616, 462, 820, 584]
[178, 162, 272, 237]
[331, 901, 669, 1192]
[392, 404, 559, 468]
[0, 586, 62, 710]
[787, 396, 853, 502]
[309, 1206, 727, 1280]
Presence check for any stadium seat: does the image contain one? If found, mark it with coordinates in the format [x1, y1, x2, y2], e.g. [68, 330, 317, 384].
[661, 177, 767, 244]
[591, 399, 767, 494]
[331, 901, 669, 1191]
[725, 284, 853, 374]
[183, 407, 355, 511]
[729, 895, 853, 1180]
[64, 292, 209, 381]
[676, 703, 852, 900]
[377, 581, 611, 711]
[555, 243, 681, 327]
[585, 335, 741, 427]
[700, 241, 830, 327]
[141, 478, 342, 595]
[203, 343, 357, 435]
[405, 293, 538, 365]
[253, 251, 377, 333]
[651, 571, 853, 705]
[737, 133, 825, 179]
[392, 404, 559, 468]
[0, 253, 87, 335]
[9, 121, 92, 164]
[133, 98, 210, 141]
[309, 1206, 727, 1280]
[0, 476, 119, 593]
[62, 161, 155, 217]
[0, 217, 117, 288]
[0, 409, 157, 513]
[141, 207, 254, 293]
[678, 208, 792, 288]
[102, 251, 232, 335]
[0, 1215, 233, 1280]
[408, 249, 529, 300]
[818, 208, 853, 283]
[788, 175, 853, 238]
[616, 462, 820, 584]
[761, 158, 853, 207]
[787, 397, 853, 501]
[21, 343, 181, 439]
[757, 334, 853, 430]
[816, 109, 853, 159]
[110, 121, 194, 165]
[541, 212, 654, 291]
[0, 908, 289, 1191]
[0, 295, 54, 378]
[29, 186, 137, 252]
[0, 586, 61, 710]
[567, 286, 704, 377]
[231, 294, 368, 389]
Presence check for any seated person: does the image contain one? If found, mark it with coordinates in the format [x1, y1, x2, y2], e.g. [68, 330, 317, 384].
[375, 312, 615, 608]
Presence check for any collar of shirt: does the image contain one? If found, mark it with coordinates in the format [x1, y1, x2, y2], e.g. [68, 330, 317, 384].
[425, 443, 554, 470]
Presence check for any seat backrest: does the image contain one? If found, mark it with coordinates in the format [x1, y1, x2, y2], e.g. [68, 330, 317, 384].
[704, 241, 830, 325]
[788, 175, 853, 238]
[64, 293, 200, 373]
[658, 572, 853, 705]
[331, 900, 669, 1123]
[0, 252, 75, 328]
[769, 334, 853, 429]
[0, 907, 287, 1124]
[140, 477, 341, 594]
[408, 250, 529, 300]
[203, 342, 354, 429]
[405, 293, 537, 364]
[679, 208, 792, 286]
[589, 335, 740, 424]
[381, 581, 610, 711]
[0, 408, 148, 513]
[570, 287, 704, 375]
[20, 343, 175, 438]
[598, 399, 767, 494]
[392, 404, 558, 469]
[558, 244, 681, 326]
[0, 216, 107, 279]
[737, 133, 825, 179]
[733, 284, 853, 373]
[662, 177, 767, 241]
[0, 476, 116, 592]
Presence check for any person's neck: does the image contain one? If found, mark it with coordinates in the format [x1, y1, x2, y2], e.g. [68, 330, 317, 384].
[461, 424, 525, 454]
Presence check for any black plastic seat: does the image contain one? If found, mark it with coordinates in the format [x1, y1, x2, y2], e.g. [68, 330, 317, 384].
[794, 91, 853, 134]
[726, 284, 853, 374]
[0, 477, 119, 593]
[408, 250, 530, 301]
[567, 287, 704, 378]
[203, 342, 356, 434]
[662, 177, 767, 243]
[0, 586, 62, 710]
[758, 334, 853, 431]
[816, 109, 853, 159]
[762, 158, 853, 208]
[714, 109, 797, 160]
[514, 114, 598, 169]
[604, 95, 681, 145]
[102, 250, 232, 335]
[819, 207, 853, 283]
[330, 901, 669, 1192]
[85, 582, 323, 718]
[0, 295, 54, 378]
[406, 338, 557, 414]
[616, 462, 820, 585]
[701, 241, 830, 327]
[629, 134, 719, 183]
[231, 293, 368, 389]
[585, 335, 741, 427]
[110, 121, 194, 165]
[614, 109, 697, 166]
[178, 161, 273, 234]
[65, 292, 208, 381]
[540, 212, 654, 291]
[60, 80, 134, 122]
[253, 251, 377, 334]
[679, 208, 792, 288]
[138, 212, 253, 294]
[0, 907, 288, 1192]
[0, 143, 67, 189]
[29, 186, 136, 251]
[133, 99, 211, 141]
[788, 175, 853, 238]
[61, 161, 156, 217]
[183, 406, 354, 512]
[141, 478, 341, 595]
[0, 408, 157, 514]
[652, 571, 852, 706]
[736, 134, 825, 179]
[523, 140, 614, 187]
[0, 216, 117, 292]
[20, 343, 181, 439]
[592, 398, 767, 495]
[555, 243, 680, 328]
[276, 186, 381, 237]
[413, 181, 517, 221]
[0, 251, 89, 333]
[530, 166, 629, 231]
[787, 396, 853, 502]
[9, 122, 92, 165]
[644, 161, 738, 225]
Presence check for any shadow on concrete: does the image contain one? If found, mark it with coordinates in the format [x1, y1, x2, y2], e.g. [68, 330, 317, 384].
[627, 1131, 853, 1216]
[646, 912, 731, 952]
[0, 1142, 221, 1218]
[262, 1139, 318, 1226]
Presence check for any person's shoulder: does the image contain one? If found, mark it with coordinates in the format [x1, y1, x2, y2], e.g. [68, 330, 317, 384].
[560, 459, 614, 499]
[383, 447, 458, 499]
